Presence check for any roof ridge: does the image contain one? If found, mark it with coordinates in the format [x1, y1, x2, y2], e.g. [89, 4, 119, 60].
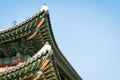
[0, 4, 48, 34]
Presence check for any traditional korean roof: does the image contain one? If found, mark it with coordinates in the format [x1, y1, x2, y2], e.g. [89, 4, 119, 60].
[0, 4, 82, 80]
[0, 42, 59, 80]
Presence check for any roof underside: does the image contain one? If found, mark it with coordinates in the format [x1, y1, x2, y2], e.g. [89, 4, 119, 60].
[0, 5, 82, 80]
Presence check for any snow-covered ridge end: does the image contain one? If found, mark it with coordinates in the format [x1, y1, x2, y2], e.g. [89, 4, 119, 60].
[33, 42, 52, 58]
[40, 4, 48, 12]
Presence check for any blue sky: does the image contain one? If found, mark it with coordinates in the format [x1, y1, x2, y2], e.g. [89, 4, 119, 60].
[0, 0, 120, 80]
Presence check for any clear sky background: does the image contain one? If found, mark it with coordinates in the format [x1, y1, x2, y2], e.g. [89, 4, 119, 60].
[0, 0, 120, 80]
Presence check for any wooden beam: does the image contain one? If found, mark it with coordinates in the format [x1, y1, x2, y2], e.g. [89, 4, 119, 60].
[27, 18, 45, 40]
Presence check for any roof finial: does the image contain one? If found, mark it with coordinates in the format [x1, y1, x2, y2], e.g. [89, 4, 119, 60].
[40, 3, 48, 12]
[43, 3, 46, 6]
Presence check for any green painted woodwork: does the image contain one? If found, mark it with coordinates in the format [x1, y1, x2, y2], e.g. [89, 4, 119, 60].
[0, 56, 26, 66]
[0, 7, 82, 80]
[0, 52, 58, 80]
[35, 27, 41, 32]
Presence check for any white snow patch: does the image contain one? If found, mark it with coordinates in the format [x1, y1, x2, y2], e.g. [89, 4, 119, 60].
[40, 4, 48, 12]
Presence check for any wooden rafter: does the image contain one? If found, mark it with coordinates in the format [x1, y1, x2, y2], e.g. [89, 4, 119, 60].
[27, 18, 45, 40]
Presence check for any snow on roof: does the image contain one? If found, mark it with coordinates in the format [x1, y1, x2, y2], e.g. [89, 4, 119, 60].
[40, 4, 48, 12]
[0, 29, 6, 31]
